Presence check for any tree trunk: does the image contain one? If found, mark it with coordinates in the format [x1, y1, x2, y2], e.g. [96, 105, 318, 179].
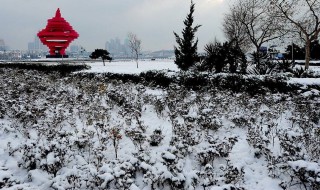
[136, 55, 139, 68]
[103, 59, 105, 66]
[255, 46, 261, 67]
[305, 39, 311, 70]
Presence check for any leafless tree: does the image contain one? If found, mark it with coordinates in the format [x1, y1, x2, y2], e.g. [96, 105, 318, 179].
[128, 32, 142, 68]
[223, 8, 251, 53]
[270, 0, 320, 70]
[224, 0, 285, 55]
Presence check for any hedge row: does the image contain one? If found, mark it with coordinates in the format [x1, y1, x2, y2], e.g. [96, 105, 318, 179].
[73, 70, 316, 95]
[0, 62, 90, 75]
[0, 63, 317, 95]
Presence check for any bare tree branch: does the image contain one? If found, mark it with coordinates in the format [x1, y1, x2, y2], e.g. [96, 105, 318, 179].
[128, 32, 142, 68]
[224, 0, 285, 55]
[270, 0, 320, 69]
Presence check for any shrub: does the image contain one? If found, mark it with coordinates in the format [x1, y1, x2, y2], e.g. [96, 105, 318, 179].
[0, 62, 89, 75]
[202, 41, 247, 73]
[149, 129, 164, 146]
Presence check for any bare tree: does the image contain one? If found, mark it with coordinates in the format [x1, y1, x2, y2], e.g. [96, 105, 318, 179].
[128, 32, 142, 68]
[224, 0, 285, 56]
[223, 8, 251, 53]
[270, 0, 320, 70]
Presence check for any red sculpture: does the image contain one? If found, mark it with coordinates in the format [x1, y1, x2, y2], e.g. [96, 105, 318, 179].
[38, 8, 79, 58]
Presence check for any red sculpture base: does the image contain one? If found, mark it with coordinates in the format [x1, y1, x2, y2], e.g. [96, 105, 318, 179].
[46, 54, 69, 58]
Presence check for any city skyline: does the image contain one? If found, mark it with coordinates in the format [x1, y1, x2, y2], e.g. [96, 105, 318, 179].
[0, 0, 229, 52]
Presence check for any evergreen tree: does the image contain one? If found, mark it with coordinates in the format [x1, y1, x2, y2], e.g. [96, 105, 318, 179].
[225, 41, 247, 73]
[204, 41, 226, 73]
[89, 49, 112, 66]
[285, 42, 320, 61]
[173, 0, 201, 71]
[284, 43, 305, 60]
[311, 40, 320, 60]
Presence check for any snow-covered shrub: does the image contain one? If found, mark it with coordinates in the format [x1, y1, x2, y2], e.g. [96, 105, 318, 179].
[154, 99, 166, 117]
[198, 164, 217, 188]
[0, 62, 89, 75]
[224, 165, 245, 185]
[93, 122, 109, 145]
[73, 130, 93, 149]
[230, 114, 254, 128]
[180, 72, 211, 90]
[198, 114, 223, 131]
[1, 66, 320, 190]
[170, 122, 201, 158]
[197, 146, 220, 166]
[0, 168, 20, 188]
[108, 126, 122, 159]
[97, 164, 115, 189]
[149, 129, 164, 146]
[197, 137, 238, 166]
[140, 70, 172, 87]
[287, 160, 320, 190]
[107, 89, 126, 107]
[162, 150, 177, 164]
[278, 131, 305, 161]
[247, 125, 272, 159]
[17, 138, 67, 177]
[112, 161, 137, 189]
[125, 128, 147, 151]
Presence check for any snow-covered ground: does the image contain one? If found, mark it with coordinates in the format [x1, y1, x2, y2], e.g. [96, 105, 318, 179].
[82, 59, 179, 74]
[0, 61, 319, 190]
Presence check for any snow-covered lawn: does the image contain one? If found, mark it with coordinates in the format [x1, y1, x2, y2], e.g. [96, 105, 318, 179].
[81, 59, 320, 75]
[82, 59, 179, 74]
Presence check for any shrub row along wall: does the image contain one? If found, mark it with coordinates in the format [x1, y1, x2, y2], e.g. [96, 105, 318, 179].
[73, 70, 318, 95]
[0, 63, 318, 95]
[0, 62, 90, 75]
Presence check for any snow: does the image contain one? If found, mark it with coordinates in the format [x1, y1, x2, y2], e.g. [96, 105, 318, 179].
[161, 150, 176, 160]
[288, 160, 320, 172]
[288, 78, 320, 85]
[0, 61, 319, 189]
[81, 59, 179, 74]
[129, 184, 140, 190]
[27, 169, 52, 186]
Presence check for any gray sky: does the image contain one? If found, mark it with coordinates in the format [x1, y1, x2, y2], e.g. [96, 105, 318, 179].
[0, 0, 229, 52]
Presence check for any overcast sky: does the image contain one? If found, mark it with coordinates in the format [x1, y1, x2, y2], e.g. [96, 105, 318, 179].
[0, 0, 230, 52]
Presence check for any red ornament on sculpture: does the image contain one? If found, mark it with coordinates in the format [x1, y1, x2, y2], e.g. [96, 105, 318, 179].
[37, 8, 79, 58]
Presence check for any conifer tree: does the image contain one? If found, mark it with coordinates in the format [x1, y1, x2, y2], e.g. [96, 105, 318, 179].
[173, 0, 201, 71]
[89, 49, 112, 66]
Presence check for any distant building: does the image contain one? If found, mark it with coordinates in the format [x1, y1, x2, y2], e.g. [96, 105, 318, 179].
[105, 37, 131, 58]
[67, 44, 89, 58]
[28, 36, 47, 53]
[147, 50, 175, 59]
[0, 39, 8, 51]
[70, 44, 80, 53]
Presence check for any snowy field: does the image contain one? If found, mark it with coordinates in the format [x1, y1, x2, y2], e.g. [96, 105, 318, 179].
[0, 61, 319, 190]
[84, 59, 320, 73]
[82, 59, 179, 74]
[83, 59, 320, 75]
